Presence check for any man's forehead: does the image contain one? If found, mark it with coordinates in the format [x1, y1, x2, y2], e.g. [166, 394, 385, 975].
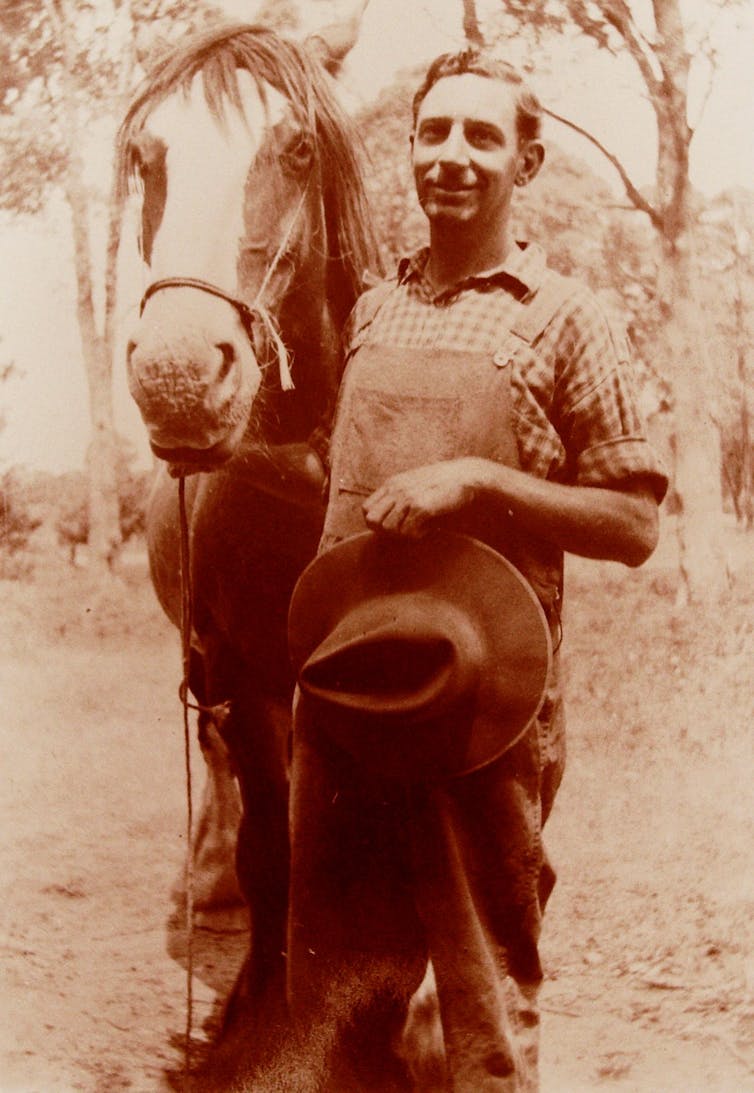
[416, 73, 518, 128]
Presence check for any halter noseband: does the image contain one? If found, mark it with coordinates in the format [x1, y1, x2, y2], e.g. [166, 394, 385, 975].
[139, 278, 258, 343]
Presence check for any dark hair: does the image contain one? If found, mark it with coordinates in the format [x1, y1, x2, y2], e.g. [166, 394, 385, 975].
[411, 49, 542, 146]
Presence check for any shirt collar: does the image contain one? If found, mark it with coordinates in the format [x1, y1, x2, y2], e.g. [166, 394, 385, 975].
[397, 241, 547, 300]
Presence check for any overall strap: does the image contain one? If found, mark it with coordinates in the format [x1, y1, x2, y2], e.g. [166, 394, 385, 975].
[509, 269, 578, 347]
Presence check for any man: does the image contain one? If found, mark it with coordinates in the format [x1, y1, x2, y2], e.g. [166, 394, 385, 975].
[286, 50, 667, 1091]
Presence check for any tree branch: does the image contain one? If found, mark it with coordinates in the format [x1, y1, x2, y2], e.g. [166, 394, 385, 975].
[688, 46, 716, 134]
[686, 18, 720, 135]
[543, 105, 664, 230]
[462, 0, 485, 47]
[587, 0, 665, 99]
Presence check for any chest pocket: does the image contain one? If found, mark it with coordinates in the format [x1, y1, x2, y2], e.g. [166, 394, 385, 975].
[333, 344, 522, 494]
[336, 389, 477, 495]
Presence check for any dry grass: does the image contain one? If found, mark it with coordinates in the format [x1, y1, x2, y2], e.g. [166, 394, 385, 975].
[1, 526, 753, 1091]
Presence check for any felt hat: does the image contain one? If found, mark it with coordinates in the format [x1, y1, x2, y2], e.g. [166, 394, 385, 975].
[288, 532, 551, 780]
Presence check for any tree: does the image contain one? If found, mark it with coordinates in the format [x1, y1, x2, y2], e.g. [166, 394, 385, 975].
[471, 0, 746, 601]
[0, 469, 41, 562]
[700, 190, 754, 526]
[0, 359, 41, 572]
[0, 0, 222, 570]
[55, 436, 151, 566]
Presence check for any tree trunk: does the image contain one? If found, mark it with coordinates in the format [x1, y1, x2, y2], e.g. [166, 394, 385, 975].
[649, 1, 729, 601]
[104, 0, 137, 366]
[732, 196, 752, 529]
[737, 351, 752, 529]
[67, 165, 120, 568]
[461, 0, 485, 46]
[658, 235, 730, 602]
[47, 0, 121, 569]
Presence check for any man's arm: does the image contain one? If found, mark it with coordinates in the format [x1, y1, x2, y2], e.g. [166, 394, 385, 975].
[362, 457, 659, 567]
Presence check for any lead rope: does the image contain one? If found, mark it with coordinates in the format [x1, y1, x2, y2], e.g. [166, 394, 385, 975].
[166, 182, 313, 1083]
[177, 475, 195, 1082]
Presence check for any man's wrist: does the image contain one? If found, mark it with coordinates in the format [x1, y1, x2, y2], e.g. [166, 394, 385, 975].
[464, 456, 512, 499]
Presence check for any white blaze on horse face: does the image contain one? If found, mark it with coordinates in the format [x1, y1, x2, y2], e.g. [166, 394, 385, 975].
[127, 74, 295, 461]
[145, 72, 290, 290]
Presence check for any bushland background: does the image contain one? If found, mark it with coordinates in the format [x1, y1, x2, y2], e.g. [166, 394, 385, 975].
[1, 0, 752, 1089]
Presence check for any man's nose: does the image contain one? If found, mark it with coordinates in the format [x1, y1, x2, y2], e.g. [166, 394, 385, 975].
[438, 123, 469, 166]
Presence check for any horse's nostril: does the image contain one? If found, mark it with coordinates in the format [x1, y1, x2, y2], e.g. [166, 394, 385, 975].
[126, 339, 137, 365]
[216, 342, 237, 382]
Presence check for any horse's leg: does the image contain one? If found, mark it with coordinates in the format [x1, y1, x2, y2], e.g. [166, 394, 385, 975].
[223, 692, 290, 1015]
[150, 470, 243, 915]
[191, 710, 244, 915]
[170, 650, 244, 918]
[174, 649, 290, 1090]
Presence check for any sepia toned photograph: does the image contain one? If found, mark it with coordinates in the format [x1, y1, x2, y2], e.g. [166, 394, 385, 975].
[1, 0, 752, 1089]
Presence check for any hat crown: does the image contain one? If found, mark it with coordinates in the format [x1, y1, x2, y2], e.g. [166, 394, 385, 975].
[299, 594, 484, 723]
[289, 532, 551, 780]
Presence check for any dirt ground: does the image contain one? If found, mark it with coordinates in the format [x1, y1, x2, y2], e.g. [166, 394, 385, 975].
[1, 520, 753, 1092]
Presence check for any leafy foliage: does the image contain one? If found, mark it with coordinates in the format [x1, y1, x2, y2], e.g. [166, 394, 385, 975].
[0, 468, 41, 556]
[54, 437, 151, 563]
[0, 0, 226, 215]
[1, 0, 225, 569]
[254, 0, 301, 35]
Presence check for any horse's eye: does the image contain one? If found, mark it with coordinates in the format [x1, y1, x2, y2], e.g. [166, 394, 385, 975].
[130, 132, 165, 181]
[129, 138, 148, 179]
[281, 133, 313, 174]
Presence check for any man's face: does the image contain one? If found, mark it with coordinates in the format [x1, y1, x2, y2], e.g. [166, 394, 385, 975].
[412, 73, 526, 231]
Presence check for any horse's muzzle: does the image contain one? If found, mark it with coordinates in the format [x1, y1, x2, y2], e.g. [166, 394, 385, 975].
[126, 293, 263, 460]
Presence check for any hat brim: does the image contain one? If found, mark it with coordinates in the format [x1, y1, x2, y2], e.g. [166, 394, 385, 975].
[288, 532, 551, 779]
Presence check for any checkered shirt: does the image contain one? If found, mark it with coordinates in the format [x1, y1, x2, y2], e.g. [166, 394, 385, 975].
[342, 242, 668, 500]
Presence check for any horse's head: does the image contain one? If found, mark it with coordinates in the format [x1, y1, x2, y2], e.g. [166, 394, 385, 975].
[119, 23, 378, 469]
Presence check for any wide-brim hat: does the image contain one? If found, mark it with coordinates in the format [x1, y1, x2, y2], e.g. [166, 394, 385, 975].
[288, 532, 551, 781]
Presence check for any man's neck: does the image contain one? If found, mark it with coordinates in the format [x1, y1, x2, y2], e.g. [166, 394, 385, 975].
[425, 223, 515, 294]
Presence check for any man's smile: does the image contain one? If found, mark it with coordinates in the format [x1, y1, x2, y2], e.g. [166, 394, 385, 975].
[429, 183, 475, 194]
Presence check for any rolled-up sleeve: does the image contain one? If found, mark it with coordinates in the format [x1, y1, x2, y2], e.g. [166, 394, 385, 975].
[550, 291, 668, 502]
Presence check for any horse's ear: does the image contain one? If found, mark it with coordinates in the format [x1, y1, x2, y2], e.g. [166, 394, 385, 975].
[305, 0, 369, 75]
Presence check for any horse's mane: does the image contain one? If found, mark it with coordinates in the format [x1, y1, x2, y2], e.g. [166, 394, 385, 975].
[117, 23, 383, 314]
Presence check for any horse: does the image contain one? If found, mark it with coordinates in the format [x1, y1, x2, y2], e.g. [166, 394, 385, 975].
[117, 19, 382, 1073]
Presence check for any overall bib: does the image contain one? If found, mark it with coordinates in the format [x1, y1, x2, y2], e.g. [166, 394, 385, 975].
[322, 338, 560, 614]
[288, 296, 568, 1092]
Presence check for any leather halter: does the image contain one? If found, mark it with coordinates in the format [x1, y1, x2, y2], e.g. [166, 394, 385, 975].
[139, 277, 257, 343]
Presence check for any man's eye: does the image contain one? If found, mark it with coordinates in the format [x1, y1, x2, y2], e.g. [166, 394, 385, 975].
[466, 127, 501, 149]
[418, 123, 448, 143]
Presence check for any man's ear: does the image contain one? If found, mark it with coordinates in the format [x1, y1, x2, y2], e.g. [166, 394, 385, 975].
[515, 141, 545, 187]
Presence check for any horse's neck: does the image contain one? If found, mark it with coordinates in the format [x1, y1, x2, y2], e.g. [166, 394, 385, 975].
[251, 198, 356, 447]
[257, 290, 343, 446]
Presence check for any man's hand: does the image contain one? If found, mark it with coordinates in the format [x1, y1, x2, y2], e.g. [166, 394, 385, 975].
[363, 459, 476, 537]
